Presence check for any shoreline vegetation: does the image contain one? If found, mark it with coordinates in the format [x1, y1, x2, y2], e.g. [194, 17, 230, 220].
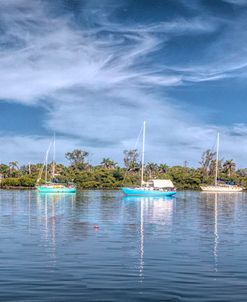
[0, 149, 246, 190]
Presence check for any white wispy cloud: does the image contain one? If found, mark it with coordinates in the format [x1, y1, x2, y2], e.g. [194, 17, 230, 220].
[0, 0, 220, 103]
[222, 0, 247, 5]
[0, 0, 247, 166]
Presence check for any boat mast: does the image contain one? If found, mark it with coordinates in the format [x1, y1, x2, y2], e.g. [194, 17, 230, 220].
[44, 141, 52, 183]
[52, 133, 56, 180]
[141, 121, 146, 186]
[45, 149, 49, 183]
[215, 132, 220, 186]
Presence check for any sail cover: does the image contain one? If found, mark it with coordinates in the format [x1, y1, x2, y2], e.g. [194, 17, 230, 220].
[152, 179, 174, 188]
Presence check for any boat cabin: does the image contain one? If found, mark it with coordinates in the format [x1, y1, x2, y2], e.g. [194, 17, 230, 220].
[142, 179, 175, 191]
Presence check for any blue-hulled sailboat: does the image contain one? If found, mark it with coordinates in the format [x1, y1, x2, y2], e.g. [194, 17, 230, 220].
[121, 122, 176, 197]
[36, 135, 76, 193]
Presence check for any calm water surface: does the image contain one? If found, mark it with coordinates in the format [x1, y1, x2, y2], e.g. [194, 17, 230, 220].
[0, 190, 247, 301]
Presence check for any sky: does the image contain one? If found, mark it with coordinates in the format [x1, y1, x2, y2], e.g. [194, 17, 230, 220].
[1, 0, 247, 167]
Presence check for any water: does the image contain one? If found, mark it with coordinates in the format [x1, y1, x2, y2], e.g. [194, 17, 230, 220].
[0, 190, 247, 301]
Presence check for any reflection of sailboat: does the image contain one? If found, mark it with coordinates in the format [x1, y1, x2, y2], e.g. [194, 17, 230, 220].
[139, 199, 144, 280]
[123, 196, 174, 224]
[123, 196, 175, 280]
[37, 192, 76, 262]
[214, 193, 218, 272]
[36, 135, 76, 193]
[123, 196, 175, 202]
[201, 133, 242, 192]
[38, 192, 76, 202]
[122, 122, 176, 197]
[202, 192, 219, 272]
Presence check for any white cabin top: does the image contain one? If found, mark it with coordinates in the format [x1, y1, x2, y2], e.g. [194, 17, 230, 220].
[144, 179, 174, 188]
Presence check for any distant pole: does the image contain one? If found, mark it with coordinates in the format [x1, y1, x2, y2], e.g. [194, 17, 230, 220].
[52, 133, 56, 179]
[44, 141, 52, 183]
[141, 121, 146, 186]
[45, 150, 49, 183]
[215, 133, 220, 186]
[28, 162, 31, 175]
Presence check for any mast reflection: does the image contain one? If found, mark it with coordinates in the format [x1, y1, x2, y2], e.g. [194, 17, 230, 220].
[214, 193, 218, 272]
[37, 192, 76, 264]
[122, 196, 175, 281]
[202, 191, 240, 273]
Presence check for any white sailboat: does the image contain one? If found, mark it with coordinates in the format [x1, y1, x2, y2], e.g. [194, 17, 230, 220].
[121, 122, 176, 197]
[200, 133, 243, 192]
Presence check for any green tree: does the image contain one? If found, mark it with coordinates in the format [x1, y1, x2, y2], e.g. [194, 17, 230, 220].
[0, 164, 9, 178]
[19, 176, 36, 187]
[158, 164, 169, 174]
[1, 178, 21, 187]
[65, 149, 89, 170]
[199, 149, 215, 177]
[223, 160, 236, 177]
[123, 149, 140, 173]
[101, 158, 117, 169]
[8, 161, 20, 177]
[237, 168, 247, 177]
[209, 159, 223, 176]
[145, 162, 159, 178]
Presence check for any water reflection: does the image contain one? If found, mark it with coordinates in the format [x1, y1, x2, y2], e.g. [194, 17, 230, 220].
[123, 196, 175, 224]
[123, 196, 175, 281]
[1, 191, 247, 301]
[122, 196, 175, 202]
[201, 192, 243, 273]
[214, 194, 218, 272]
[140, 200, 144, 280]
[36, 192, 76, 264]
[37, 192, 76, 203]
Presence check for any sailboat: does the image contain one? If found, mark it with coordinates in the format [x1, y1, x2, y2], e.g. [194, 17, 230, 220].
[36, 135, 76, 193]
[200, 133, 243, 192]
[121, 122, 176, 197]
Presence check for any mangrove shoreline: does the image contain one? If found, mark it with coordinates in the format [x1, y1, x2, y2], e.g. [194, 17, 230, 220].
[1, 148, 247, 190]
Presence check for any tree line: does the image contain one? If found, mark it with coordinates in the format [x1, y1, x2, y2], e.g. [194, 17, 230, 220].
[0, 149, 246, 190]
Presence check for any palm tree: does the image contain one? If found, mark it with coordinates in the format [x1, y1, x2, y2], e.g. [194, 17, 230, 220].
[159, 164, 169, 174]
[223, 160, 236, 177]
[8, 161, 19, 175]
[9, 161, 19, 170]
[101, 158, 117, 169]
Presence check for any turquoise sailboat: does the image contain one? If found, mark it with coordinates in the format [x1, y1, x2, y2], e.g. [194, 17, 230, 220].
[121, 122, 176, 197]
[36, 136, 76, 193]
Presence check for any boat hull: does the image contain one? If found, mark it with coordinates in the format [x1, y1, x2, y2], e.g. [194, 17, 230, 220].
[121, 187, 176, 197]
[200, 186, 243, 192]
[36, 186, 76, 193]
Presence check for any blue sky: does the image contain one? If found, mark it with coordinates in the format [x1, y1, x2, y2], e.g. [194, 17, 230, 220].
[1, 0, 247, 166]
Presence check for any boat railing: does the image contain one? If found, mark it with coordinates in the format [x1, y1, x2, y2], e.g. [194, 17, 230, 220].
[134, 186, 176, 192]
